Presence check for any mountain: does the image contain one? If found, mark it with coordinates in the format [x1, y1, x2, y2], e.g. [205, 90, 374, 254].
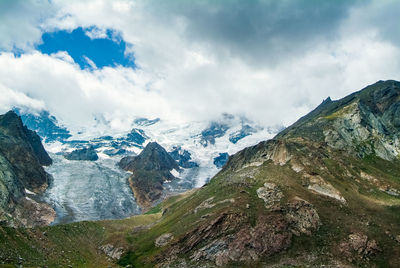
[213, 152, 229, 168]
[115, 80, 400, 267]
[169, 146, 199, 168]
[13, 108, 71, 143]
[12, 108, 274, 224]
[0, 111, 55, 227]
[118, 142, 180, 210]
[2, 80, 400, 267]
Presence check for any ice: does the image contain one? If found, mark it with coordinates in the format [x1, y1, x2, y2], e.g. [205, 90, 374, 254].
[40, 114, 278, 224]
[43, 154, 140, 224]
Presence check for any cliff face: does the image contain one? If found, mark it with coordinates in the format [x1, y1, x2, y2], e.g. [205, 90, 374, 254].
[119, 142, 179, 210]
[0, 111, 55, 227]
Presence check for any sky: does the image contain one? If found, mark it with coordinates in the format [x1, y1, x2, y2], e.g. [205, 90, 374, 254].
[0, 0, 400, 133]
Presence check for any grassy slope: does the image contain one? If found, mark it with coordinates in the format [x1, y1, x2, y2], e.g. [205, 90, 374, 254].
[0, 213, 161, 267]
[2, 81, 400, 267]
[120, 144, 400, 267]
[1, 146, 399, 267]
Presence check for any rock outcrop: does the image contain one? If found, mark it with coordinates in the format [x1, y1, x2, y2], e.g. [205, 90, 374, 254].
[213, 152, 229, 168]
[339, 233, 380, 262]
[64, 146, 98, 161]
[118, 142, 180, 210]
[0, 111, 54, 227]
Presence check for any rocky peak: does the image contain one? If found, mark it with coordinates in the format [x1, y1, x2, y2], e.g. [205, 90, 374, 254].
[120, 142, 179, 172]
[0, 111, 52, 166]
[118, 142, 180, 210]
[0, 111, 54, 227]
[277, 80, 400, 160]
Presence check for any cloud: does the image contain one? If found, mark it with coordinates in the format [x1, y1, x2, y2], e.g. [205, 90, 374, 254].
[0, 84, 45, 113]
[0, 0, 56, 52]
[0, 0, 400, 134]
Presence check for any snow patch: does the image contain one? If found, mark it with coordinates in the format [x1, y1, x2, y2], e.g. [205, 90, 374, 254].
[170, 169, 180, 178]
[25, 188, 36, 195]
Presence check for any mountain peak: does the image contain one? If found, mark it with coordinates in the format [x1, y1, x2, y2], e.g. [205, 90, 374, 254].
[276, 80, 400, 160]
[118, 141, 179, 210]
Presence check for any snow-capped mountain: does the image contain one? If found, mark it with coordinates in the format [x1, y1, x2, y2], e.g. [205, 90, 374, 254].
[15, 108, 281, 223]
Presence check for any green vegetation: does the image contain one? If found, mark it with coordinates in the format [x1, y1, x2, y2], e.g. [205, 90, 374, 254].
[2, 80, 400, 267]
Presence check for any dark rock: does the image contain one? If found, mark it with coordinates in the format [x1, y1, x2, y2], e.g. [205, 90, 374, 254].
[213, 153, 229, 168]
[64, 146, 98, 161]
[103, 148, 128, 156]
[133, 117, 160, 126]
[200, 122, 230, 147]
[169, 146, 198, 168]
[118, 142, 179, 210]
[0, 110, 54, 227]
[229, 124, 256, 144]
[126, 128, 147, 145]
[0, 111, 52, 190]
[118, 156, 136, 170]
[276, 80, 400, 160]
[13, 108, 71, 143]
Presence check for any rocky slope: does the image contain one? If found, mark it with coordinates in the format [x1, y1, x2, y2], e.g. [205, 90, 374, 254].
[0, 111, 55, 227]
[119, 142, 180, 210]
[2, 81, 400, 267]
[115, 80, 400, 267]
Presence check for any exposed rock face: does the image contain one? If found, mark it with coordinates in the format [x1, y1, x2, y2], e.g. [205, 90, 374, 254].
[161, 196, 322, 267]
[155, 233, 174, 247]
[0, 111, 52, 191]
[303, 174, 346, 203]
[284, 197, 321, 236]
[229, 124, 256, 144]
[126, 128, 148, 145]
[64, 146, 98, 161]
[13, 108, 71, 143]
[200, 122, 230, 146]
[0, 111, 54, 227]
[256, 182, 283, 209]
[118, 142, 180, 210]
[192, 214, 292, 266]
[213, 153, 229, 168]
[339, 233, 380, 262]
[13, 197, 56, 227]
[278, 80, 400, 160]
[99, 244, 124, 259]
[162, 212, 293, 267]
[169, 146, 198, 168]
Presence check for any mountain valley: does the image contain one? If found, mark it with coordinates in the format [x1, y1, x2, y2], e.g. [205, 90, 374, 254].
[1, 81, 400, 267]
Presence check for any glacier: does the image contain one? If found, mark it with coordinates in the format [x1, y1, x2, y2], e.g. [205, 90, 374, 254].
[43, 154, 140, 224]
[18, 109, 280, 224]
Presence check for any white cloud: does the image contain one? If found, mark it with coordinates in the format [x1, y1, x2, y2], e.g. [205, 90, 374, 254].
[0, 0, 400, 134]
[0, 0, 56, 52]
[0, 84, 45, 113]
[84, 27, 108, 40]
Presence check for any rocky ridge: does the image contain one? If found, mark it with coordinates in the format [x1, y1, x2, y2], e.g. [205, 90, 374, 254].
[120, 80, 400, 267]
[0, 111, 55, 227]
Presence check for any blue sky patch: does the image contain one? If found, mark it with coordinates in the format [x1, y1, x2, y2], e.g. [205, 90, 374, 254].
[37, 27, 135, 69]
